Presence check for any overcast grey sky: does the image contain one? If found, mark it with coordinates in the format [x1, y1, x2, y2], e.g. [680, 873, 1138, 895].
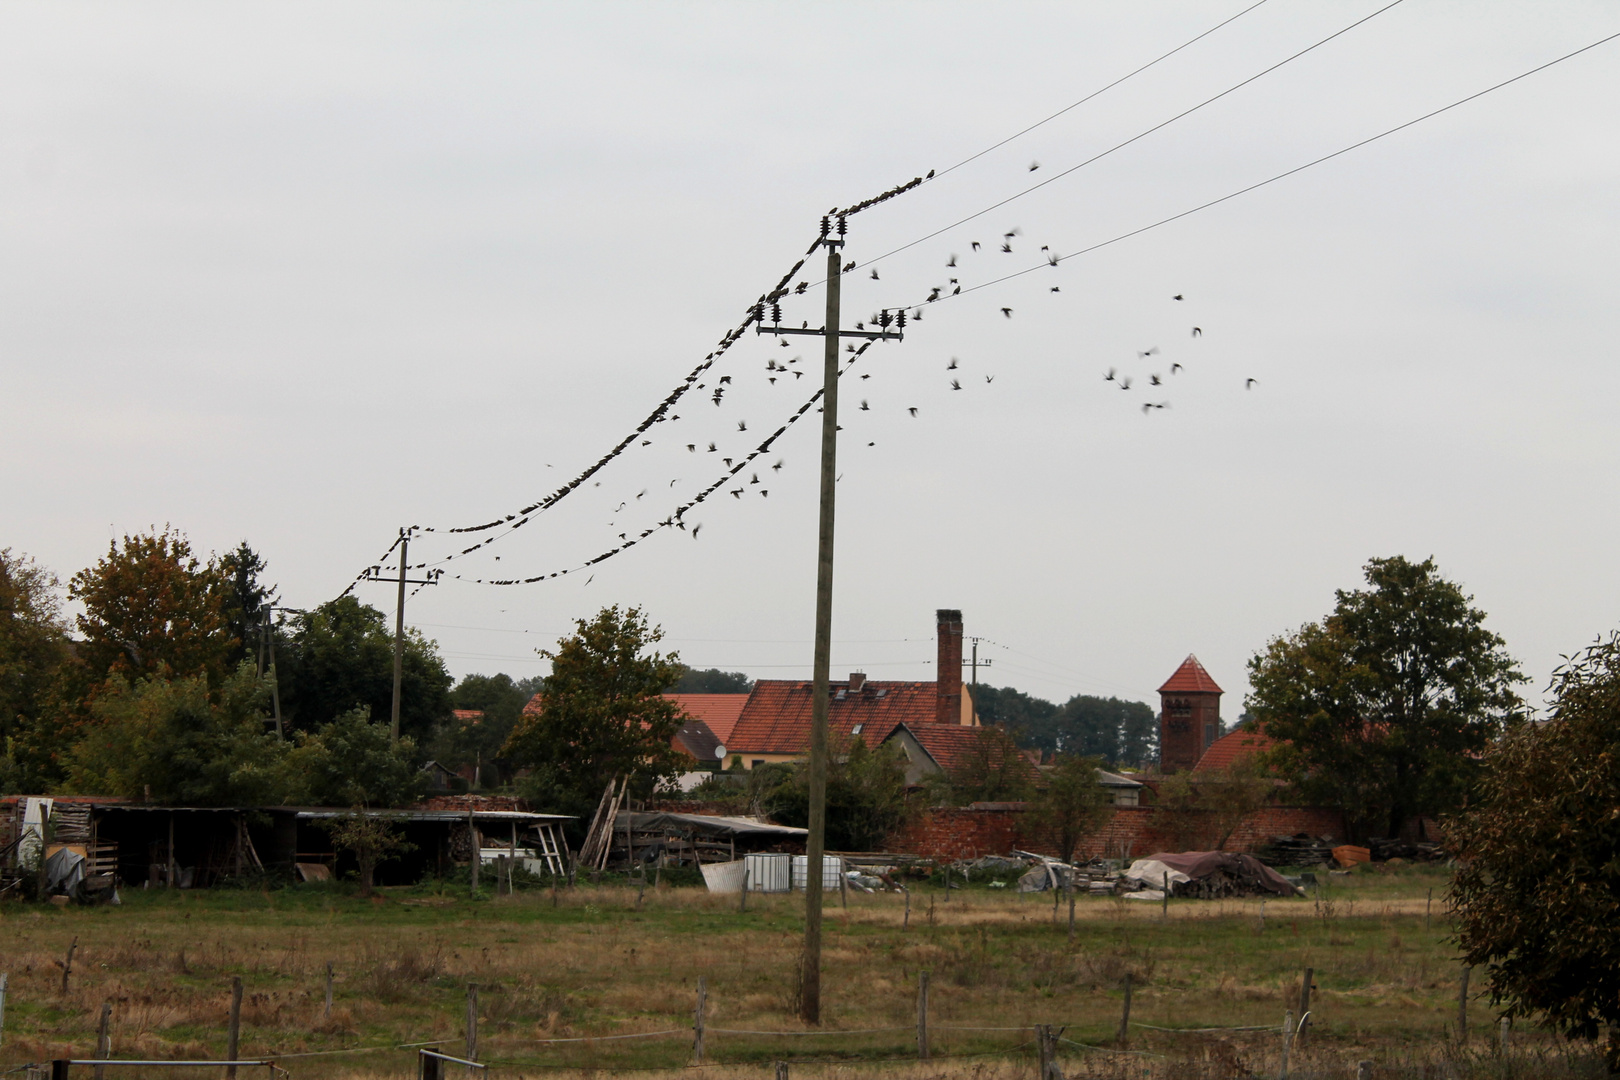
[5, 3, 1618, 711]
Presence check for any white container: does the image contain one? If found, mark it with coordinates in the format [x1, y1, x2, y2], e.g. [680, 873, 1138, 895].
[744, 853, 792, 893]
[701, 860, 748, 894]
[791, 854, 845, 892]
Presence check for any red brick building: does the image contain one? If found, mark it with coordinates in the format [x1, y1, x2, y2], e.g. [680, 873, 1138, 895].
[1158, 654, 1223, 773]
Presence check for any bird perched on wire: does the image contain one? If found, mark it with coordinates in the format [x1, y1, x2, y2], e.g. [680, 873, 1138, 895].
[843, 261, 855, 272]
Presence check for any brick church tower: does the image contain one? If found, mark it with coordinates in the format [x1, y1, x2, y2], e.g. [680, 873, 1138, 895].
[1158, 654, 1223, 773]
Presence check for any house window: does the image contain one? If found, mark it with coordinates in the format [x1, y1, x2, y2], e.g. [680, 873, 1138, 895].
[751, 759, 765, 769]
[1168, 699, 1192, 718]
[1112, 790, 1139, 807]
[851, 723, 863, 735]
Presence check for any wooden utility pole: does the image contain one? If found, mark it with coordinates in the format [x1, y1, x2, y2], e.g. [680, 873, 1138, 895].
[391, 530, 408, 742]
[357, 528, 437, 743]
[965, 637, 992, 686]
[755, 216, 900, 1025]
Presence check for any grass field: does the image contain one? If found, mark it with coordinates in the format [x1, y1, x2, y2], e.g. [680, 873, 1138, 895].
[0, 864, 1603, 1079]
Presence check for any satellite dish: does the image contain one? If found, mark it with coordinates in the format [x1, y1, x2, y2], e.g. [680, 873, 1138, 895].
[714, 744, 728, 761]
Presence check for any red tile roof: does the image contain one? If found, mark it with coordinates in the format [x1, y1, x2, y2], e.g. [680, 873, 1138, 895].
[662, 693, 749, 745]
[889, 722, 1042, 779]
[1158, 654, 1224, 695]
[1193, 727, 1275, 773]
[452, 709, 485, 724]
[726, 679, 942, 756]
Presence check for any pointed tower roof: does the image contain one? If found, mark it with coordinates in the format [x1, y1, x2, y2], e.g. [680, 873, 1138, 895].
[1158, 654, 1223, 695]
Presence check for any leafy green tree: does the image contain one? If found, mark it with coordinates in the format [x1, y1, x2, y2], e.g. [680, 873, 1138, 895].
[976, 684, 1157, 768]
[282, 707, 424, 807]
[217, 541, 278, 670]
[0, 550, 73, 790]
[1247, 555, 1524, 839]
[278, 596, 452, 744]
[64, 663, 286, 805]
[427, 672, 544, 784]
[763, 737, 912, 851]
[68, 528, 235, 689]
[669, 667, 753, 693]
[1450, 632, 1620, 1066]
[503, 606, 685, 821]
[1026, 755, 1112, 863]
[319, 810, 415, 897]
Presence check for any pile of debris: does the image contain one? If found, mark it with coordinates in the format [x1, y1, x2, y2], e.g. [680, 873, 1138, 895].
[1368, 837, 1447, 862]
[1121, 852, 1302, 900]
[1254, 834, 1336, 867]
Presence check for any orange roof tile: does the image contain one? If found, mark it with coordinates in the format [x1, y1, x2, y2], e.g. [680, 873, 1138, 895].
[888, 722, 1042, 779]
[662, 693, 749, 745]
[727, 679, 942, 756]
[452, 709, 484, 724]
[1158, 654, 1224, 695]
[1193, 728, 1275, 773]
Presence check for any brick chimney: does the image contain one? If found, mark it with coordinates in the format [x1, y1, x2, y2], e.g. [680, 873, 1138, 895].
[847, 671, 866, 692]
[936, 609, 963, 724]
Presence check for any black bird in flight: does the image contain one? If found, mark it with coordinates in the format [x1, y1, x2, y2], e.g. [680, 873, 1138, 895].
[692, 523, 702, 538]
[860, 399, 870, 411]
[637, 489, 646, 500]
[860, 373, 870, 379]
[947, 254, 957, 267]
[971, 241, 981, 251]
[950, 379, 962, 390]
[1051, 287, 1060, 292]
[1047, 251, 1059, 266]
[1150, 375, 1162, 386]
[737, 420, 747, 432]
[1105, 368, 1116, 382]
[1171, 363, 1184, 374]
[985, 375, 994, 384]
[1246, 378, 1259, 389]
[1029, 161, 1040, 171]
[908, 407, 919, 417]
[1001, 307, 1013, 318]
[707, 442, 717, 452]
[641, 439, 651, 446]
[761, 490, 769, 497]
[719, 375, 732, 384]
[870, 269, 879, 280]
[750, 473, 760, 484]
[772, 460, 784, 471]
[687, 444, 696, 452]
[724, 457, 733, 467]
[1119, 377, 1133, 390]
[731, 489, 742, 499]
[1000, 242, 1012, 253]
[947, 358, 958, 370]
[1173, 294, 1184, 301]
[1192, 327, 1202, 337]
[1138, 347, 1159, 359]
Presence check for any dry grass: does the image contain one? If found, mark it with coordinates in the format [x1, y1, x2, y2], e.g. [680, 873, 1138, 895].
[0, 869, 1604, 1079]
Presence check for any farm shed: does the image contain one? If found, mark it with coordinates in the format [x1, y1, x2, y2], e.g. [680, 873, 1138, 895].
[608, 810, 807, 868]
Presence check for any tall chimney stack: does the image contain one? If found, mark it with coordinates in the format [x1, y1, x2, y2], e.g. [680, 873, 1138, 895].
[935, 609, 963, 724]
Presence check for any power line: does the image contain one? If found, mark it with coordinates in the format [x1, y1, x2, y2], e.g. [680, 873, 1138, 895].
[925, 0, 1273, 184]
[857, 0, 1406, 270]
[927, 25, 1620, 304]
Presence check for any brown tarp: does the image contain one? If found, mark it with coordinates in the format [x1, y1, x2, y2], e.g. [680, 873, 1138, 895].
[1141, 851, 1298, 896]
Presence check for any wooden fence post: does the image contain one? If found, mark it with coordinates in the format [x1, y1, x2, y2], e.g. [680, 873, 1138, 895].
[774, 1062, 789, 1080]
[1458, 966, 1471, 1043]
[0, 971, 8, 1048]
[465, 983, 478, 1076]
[468, 813, 480, 899]
[60, 937, 78, 994]
[419, 1046, 441, 1080]
[93, 1002, 111, 1080]
[916, 970, 930, 1060]
[1296, 967, 1313, 1047]
[1356, 1061, 1372, 1080]
[739, 863, 749, 913]
[1036, 1024, 1062, 1080]
[1498, 1015, 1509, 1055]
[226, 976, 243, 1080]
[637, 866, 646, 909]
[693, 977, 706, 1064]
[903, 887, 910, 929]
[1426, 888, 1433, 931]
[1280, 1010, 1295, 1080]
[1161, 873, 1169, 921]
[323, 963, 333, 1020]
[1116, 973, 1132, 1046]
[51, 1060, 69, 1080]
[1067, 875, 1076, 941]
[942, 863, 950, 902]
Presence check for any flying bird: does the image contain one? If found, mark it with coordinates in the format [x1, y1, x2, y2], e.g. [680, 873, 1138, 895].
[1171, 363, 1183, 374]
[1001, 307, 1013, 318]
[1173, 294, 1184, 301]
[947, 254, 957, 267]
[1029, 161, 1040, 171]
[1105, 368, 1116, 382]
[1138, 347, 1160, 359]
[737, 420, 747, 431]
[1000, 242, 1012, 253]
[971, 241, 981, 251]
[984, 375, 994, 384]
[1150, 375, 1161, 386]
[719, 375, 732, 384]
[870, 269, 879, 280]
[950, 379, 962, 390]
[1051, 287, 1060, 292]
[1246, 378, 1259, 389]
[908, 407, 919, 417]
[687, 444, 696, 452]
[772, 460, 784, 471]
[1119, 377, 1133, 390]
[1192, 327, 1202, 337]
[707, 442, 717, 452]
[637, 489, 646, 499]
[860, 399, 869, 411]
[692, 523, 702, 538]
[723, 457, 733, 467]
[947, 358, 958, 370]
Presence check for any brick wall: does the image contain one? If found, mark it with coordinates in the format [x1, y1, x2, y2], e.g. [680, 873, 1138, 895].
[887, 803, 1347, 861]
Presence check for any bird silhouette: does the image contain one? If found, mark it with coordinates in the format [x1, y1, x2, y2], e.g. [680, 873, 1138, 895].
[1001, 242, 1012, 253]
[724, 457, 733, 467]
[947, 358, 958, 370]
[971, 241, 981, 251]
[1246, 378, 1259, 389]
[1105, 368, 1116, 382]
[947, 255, 957, 267]
[687, 444, 696, 452]
[637, 489, 646, 500]
[1171, 363, 1184, 374]
[1029, 161, 1040, 171]
[692, 523, 702, 538]
[908, 407, 919, 417]
[860, 399, 870, 411]
[641, 439, 651, 446]
[616, 502, 626, 511]
[1138, 347, 1160, 359]
[1192, 327, 1202, 337]
[985, 375, 994, 384]
[1001, 307, 1013, 318]
[670, 479, 679, 486]
[870, 269, 879, 280]
[1120, 377, 1133, 390]
[1173, 294, 1184, 301]
[719, 375, 732, 384]
[794, 370, 804, 379]
[1051, 287, 1060, 292]
[950, 379, 962, 390]
[707, 442, 717, 452]
[761, 490, 769, 497]
[860, 373, 870, 379]
[769, 377, 777, 384]
[843, 262, 855, 272]
[867, 441, 875, 447]
[772, 460, 784, 471]
[750, 474, 760, 484]
[1150, 375, 1162, 386]
[737, 420, 747, 431]
[731, 489, 742, 499]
